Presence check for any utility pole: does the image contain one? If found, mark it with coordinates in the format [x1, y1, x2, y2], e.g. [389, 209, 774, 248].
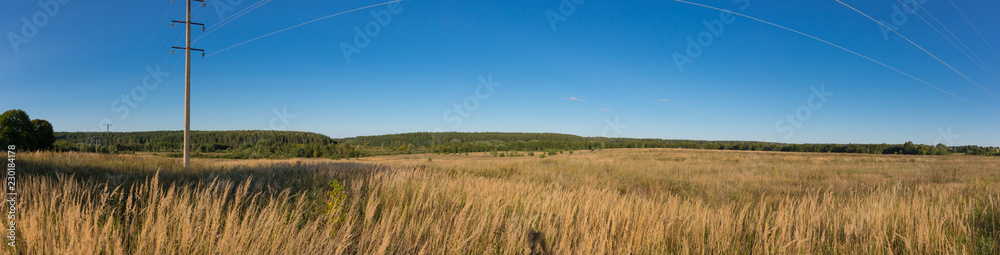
[104, 124, 112, 147]
[171, 0, 205, 167]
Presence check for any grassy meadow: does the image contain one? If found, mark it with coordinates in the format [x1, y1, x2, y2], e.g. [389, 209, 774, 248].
[10, 148, 1000, 254]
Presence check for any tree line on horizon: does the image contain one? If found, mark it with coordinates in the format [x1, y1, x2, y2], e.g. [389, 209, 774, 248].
[4, 107, 998, 158]
[353, 132, 999, 156]
[53, 130, 365, 159]
[44, 130, 1000, 159]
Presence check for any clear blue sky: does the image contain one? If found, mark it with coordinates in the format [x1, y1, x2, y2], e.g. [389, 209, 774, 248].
[2, 0, 999, 146]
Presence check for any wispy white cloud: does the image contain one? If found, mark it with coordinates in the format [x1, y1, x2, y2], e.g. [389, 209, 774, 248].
[600, 108, 610, 111]
[561, 96, 586, 101]
[657, 99, 669, 102]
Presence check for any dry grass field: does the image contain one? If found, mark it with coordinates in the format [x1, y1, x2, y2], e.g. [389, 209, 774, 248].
[10, 148, 1000, 254]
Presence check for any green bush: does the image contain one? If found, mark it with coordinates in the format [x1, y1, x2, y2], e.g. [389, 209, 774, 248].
[325, 180, 348, 227]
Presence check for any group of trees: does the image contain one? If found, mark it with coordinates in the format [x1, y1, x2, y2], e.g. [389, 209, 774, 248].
[0, 109, 55, 151]
[952, 145, 1000, 156]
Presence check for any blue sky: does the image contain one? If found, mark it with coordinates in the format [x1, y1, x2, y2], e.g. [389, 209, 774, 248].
[2, 0, 999, 146]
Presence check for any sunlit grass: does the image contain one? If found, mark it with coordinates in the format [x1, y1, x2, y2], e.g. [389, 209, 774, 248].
[10, 149, 1000, 254]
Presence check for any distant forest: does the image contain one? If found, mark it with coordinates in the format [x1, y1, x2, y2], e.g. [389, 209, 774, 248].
[54, 130, 361, 159]
[347, 132, 999, 156]
[52, 131, 1000, 159]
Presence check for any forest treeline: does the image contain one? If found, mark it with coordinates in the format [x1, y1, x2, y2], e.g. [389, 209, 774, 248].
[349, 132, 999, 156]
[52, 131, 1000, 159]
[54, 130, 363, 159]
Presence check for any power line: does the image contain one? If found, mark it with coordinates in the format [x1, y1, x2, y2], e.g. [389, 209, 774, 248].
[146, 2, 212, 74]
[893, 0, 1000, 87]
[835, 0, 1000, 103]
[193, 0, 273, 44]
[673, 0, 1000, 115]
[207, 0, 406, 57]
[946, 0, 1000, 67]
[131, 3, 175, 83]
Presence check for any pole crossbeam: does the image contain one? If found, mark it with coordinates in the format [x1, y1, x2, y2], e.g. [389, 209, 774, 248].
[171, 20, 205, 26]
[171, 46, 205, 52]
[171, 20, 206, 31]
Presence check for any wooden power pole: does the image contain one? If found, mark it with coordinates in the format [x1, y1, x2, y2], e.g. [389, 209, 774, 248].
[104, 124, 112, 146]
[171, 0, 205, 167]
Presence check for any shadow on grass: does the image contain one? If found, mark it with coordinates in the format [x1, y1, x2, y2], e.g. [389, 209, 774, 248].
[972, 205, 1000, 254]
[21, 152, 387, 194]
[528, 230, 551, 255]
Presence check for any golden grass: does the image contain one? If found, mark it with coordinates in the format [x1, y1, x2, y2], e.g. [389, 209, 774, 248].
[9, 149, 1000, 254]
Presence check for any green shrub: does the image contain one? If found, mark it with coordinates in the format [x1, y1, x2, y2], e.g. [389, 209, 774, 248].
[323, 180, 348, 232]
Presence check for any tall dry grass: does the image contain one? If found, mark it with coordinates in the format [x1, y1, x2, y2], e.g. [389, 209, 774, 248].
[8, 149, 1000, 254]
